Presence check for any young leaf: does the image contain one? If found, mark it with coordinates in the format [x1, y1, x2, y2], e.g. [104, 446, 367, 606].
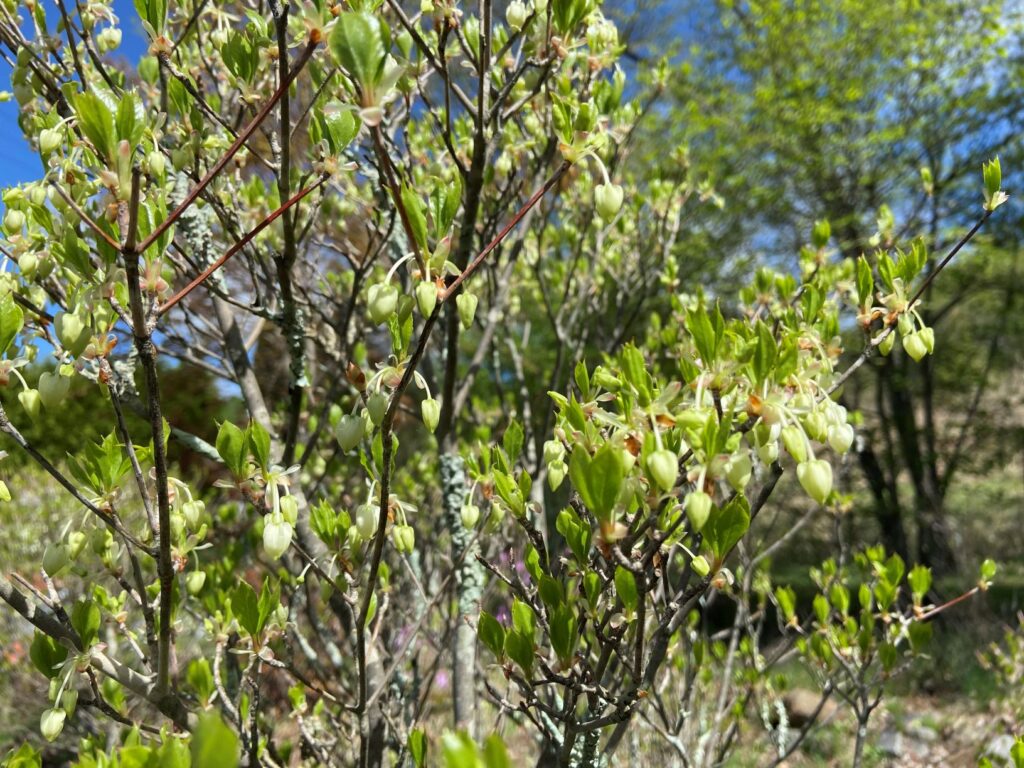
[191, 714, 239, 768]
[0, 292, 24, 357]
[408, 729, 428, 768]
[215, 421, 247, 478]
[614, 566, 639, 614]
[231, 582, 260, 637]
[329, 12, 390, 91]
[248, 421, 271, 471]
[703, 494, 750, 561]
[477, 612, 506, 660]
[71, 599, 101, 647]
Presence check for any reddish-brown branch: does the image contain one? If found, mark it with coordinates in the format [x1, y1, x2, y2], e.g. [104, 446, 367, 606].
[137, 38, 319, 255]
[158, 175, 326, 315]
[441, 160, 571, 302]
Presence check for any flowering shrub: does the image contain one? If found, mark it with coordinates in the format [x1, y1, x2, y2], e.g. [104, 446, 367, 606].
[0, 0, 1008, 765]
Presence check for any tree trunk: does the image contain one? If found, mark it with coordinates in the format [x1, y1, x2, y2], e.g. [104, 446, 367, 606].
[441, 453, 483, 736]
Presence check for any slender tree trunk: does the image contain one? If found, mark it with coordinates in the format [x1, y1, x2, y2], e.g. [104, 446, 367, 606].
[441, 454, 483, 735]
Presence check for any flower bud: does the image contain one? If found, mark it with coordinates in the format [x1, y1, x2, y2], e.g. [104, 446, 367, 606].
[61, 688, 77, 716]
[647, 448, 678, 492]
[456, 291, 479, 329]
[17, 251, 37, 280]
[797, 459, 833, 504]
[55, 311, 91, 356]
[898, 314, 914, 337]
[3, 208, 25, 233]
[460, 502, 480, 528]
[919, 327, 934, 354]
[182, 499, 205, 530]
[38, 371, 70, 409]
[186, 571, 207, 595]
[781, 424, 808, 463]
[366, 391, 388, 425]
[725, 453, 752, 490]
[43, 542, 69, 576]
[67, 531, 87, 559]
[39, 128, 62, 155]
[543, 439, 565, 465]
[392, 523, 415, 554]
[415, 280, 438, 317]
[803, 410, 828, 442]
[547, 460, 566, 491]
[263, 513, 293, 559]
[421, 397, 440, 432]
[40, 708, 66, 742]
[485, 501, 505, 532]
[18, 388, 41, 421]
[97, 27, 122, 52]
[690, 555, 710, 578]
[878, 331, 895, 356]
[759, 398, 786, 425]
[280, 494, 298, 525]
[756, 439, 779, 465]
[902, 331, 927, 362]
[335, 413, 366, 451]
[367, 282, 398, 325]
[146, 150, 166, 177]
[685, 491, 712, 532]
[506, 0, 529, 30]
[827, 423, 854, 454]
[594, 182, 624, 221]
[356, 503, 378, 539]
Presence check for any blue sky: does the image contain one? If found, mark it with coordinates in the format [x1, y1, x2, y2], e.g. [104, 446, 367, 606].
[0, 0, 148, 189]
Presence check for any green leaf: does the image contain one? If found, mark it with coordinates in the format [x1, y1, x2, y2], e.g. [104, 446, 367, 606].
[322, 107, 361, 155]
[329, 12, 390, 91]
[856, 256, 874, 307]
[231, 582, 259, 637]
[215, 421, 247, 478]
[0, 292, 24, 357]
[502, 420, 524, 464]
[511, 599, 535, 638]
[482, 735, 511, 768]
[614, 566, 639, 614]
[134, 0, 167, 35]
[686, 304, 719, 366]
[256, 578, 280, 636]
[71, 599, 101, 647]
[115, 91, 145, 146]
[1010, 738, 1024, 768]
[248, 421, 271, 471]
[549, 605, 577, 664]
[156, 735, 191, 768]
[73, 90, 117, 162]
[29, 632, 68, 679]
[775, 586, 796, 623]
[703, 494, 750, 560]
[408, 729, 428, 768]
[568, 444, 624, 523]
[537, 576, 563, 609]
[555, 508, 591, 564]
[907, 564, 931, 601]
[504, 630, 534, 677]
[401, 183, 428, 252]
[186, 658, 215, 705]
[477, 612, 505, 660]
[190, 714, 239, 768]
[751, 321, 775, 383]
